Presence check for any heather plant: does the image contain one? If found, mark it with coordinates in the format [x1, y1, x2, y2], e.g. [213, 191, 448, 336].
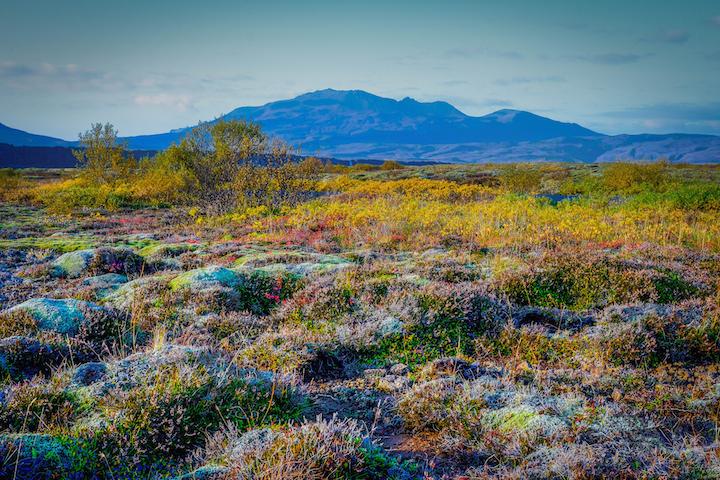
[373, 284, 505, 365]
[0, 375, 87, 433]
[2, 162, 720, 479]
[18, 355, 306, 478]
[495, 249, 702, 310]
[234, 270, 304, 315]
[218, 417, 408, 479]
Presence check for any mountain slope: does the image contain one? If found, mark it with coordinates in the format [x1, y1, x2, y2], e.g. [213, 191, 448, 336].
[0, 123, 72, 147]
[354, 134, 720, 163]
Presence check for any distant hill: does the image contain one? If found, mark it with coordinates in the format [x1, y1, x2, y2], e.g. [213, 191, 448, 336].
[0, 123, 72, 148]
[2, 89, 719, 165]
[121, 89, 599, 151]
[337, 133, 720, 163]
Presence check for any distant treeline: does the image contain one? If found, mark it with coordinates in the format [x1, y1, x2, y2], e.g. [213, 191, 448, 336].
[0, 143, 441, 169]
[0, 143, 157, 169]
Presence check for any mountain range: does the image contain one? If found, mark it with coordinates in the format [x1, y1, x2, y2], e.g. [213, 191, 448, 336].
[2, 89, 719, 164]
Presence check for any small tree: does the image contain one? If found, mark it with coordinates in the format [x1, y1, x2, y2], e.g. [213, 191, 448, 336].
[73, 123, 134, 184]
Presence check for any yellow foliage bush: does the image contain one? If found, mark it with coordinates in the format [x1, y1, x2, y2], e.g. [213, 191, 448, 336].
[602, 161, 670, 192]
[498, 164, 543, 194]
[279, 193, 720, 251]
[0, 169, 35, 202]
[34, 177, 135, 214]
[319, 175, 498, 201]
[130, 156, 197, 206]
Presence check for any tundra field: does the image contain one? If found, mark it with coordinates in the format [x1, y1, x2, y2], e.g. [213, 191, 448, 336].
[1, 157, 720, 479]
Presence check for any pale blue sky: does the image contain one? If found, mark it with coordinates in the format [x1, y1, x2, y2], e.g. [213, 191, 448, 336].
[1, 0, 719, 138]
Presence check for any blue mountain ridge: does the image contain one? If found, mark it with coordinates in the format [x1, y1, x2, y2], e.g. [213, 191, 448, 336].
[2, 89, 718, 163]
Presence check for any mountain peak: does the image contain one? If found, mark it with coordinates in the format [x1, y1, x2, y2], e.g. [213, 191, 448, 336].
[296, 88, 377, 101]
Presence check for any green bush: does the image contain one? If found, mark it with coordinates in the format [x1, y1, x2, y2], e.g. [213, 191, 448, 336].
[601, 161, 670, 193]
[633, 183, 720, 211]
[92, 365, 303, 475]
[374, 286, 501, 365]
[498, 164, 543, 194]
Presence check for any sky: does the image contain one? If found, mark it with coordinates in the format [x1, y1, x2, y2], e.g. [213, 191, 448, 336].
[1, 0, 719, 138]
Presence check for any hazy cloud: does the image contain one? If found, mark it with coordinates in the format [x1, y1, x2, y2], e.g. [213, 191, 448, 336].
[599, 102, 720, 134]
[602, 102, 720, 121]
[133, 93, 194, 111]
[478, 98, 514, 108]
[572, 53, 652, 65]
[440, 80, 469, 87]
[494, 75, 566, 86]
[712, 16, 720, 27]
[656, 29, 690, 44]
[0, 61, 112, 90]
[445, 47, 524, 60]
[380, 55, 422, 66]
[0, 61, 258, 102]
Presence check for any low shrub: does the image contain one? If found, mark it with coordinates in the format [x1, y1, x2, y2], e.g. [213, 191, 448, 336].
[0, 379, 88, 433]
[72, 363, 304, 476]
[602, 161, 671, 193]
[222, 417, 408, 479]
[498, 164, 543, 194]
[373, 284, 504, 366]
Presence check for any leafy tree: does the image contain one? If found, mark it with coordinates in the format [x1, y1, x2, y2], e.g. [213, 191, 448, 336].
[73, 123, 134, 185]
[168, 120, 265, 214]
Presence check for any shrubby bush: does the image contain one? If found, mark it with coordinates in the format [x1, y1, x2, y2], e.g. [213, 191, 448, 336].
[35, 178, 136, 214]
[601, 160, 671, 193]
[0, 168, 35, 202]
[632, 182, 720, 211]
[379, 160, 405, 171]
[498, 164, 543, 194]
